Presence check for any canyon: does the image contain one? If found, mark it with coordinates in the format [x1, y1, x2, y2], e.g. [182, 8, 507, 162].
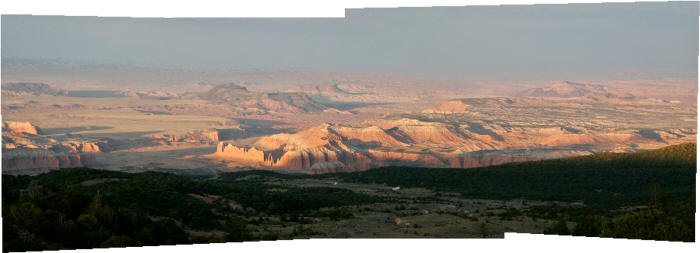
[208, 81, 695, 173]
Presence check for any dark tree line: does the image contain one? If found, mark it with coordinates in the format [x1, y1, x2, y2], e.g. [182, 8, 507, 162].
[541, 184, 694, 242]
[322, 143, 696, 208]
[2, 167, 381, 252]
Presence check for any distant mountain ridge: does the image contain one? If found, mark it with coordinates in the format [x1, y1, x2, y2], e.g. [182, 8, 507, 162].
[1, 82, 68, 96]
[517, 81, 634, 99]
[191, 83, 328, 113]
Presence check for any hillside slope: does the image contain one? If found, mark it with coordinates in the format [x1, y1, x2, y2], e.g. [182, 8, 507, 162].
[2, 167, 380, 252]
[2, 143, 695, 251]
[323, 143, 696, 207]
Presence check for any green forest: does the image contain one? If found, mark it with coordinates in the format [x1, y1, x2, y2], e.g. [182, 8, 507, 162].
[2, 167, 380, 252]
[2, 143, 696, 252]
[322, 143, 696, 207]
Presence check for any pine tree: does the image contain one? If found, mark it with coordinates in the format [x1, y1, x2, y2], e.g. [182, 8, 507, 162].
[544, 219, 570, 235]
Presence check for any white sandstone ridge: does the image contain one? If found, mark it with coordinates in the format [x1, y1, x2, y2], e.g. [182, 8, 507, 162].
[1, 121, 109, 174]
[2, 121, 43, 135]
[207, 117, 694, 173]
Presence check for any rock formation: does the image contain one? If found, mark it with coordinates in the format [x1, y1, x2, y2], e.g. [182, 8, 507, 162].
[51, 141, 110, 153]
[2, 149, 97, 175]
[191, 83, 327, 114]
[2, 121, 43, 135]
[2, 121, 107, 174]
[211, 114, 695, 173]
[144, 129, 220, 144]
[422, 100, 471, 114]
[216, 142, 270, 164]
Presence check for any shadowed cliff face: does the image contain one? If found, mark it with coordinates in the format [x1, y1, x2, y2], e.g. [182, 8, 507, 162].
[2, 152, 97, 175]
[2, 121, 104, 174]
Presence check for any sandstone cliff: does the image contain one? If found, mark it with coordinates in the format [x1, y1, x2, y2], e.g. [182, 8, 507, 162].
[2, 149, 97, 175]
[50, 141, 110, 153]
[2, 121, 107, 174]
[2, 121, 43, 135]
[210, 116, 695, 173]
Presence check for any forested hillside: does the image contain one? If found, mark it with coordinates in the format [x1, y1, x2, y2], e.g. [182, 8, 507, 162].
[1, 168, 380, 252]
[324, 143, 696, 207]
[2, 143, 695, 252]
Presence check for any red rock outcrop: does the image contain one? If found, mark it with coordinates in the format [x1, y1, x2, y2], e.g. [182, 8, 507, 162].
[144, 129, 220, 144]
[210, 117, 695, 173]
[51, 141, 110, 153]
[1, 121, 107, 174]
[2, 150, 97, 175]
[2, 121, 42, 135]
[216, 142, 269, 164]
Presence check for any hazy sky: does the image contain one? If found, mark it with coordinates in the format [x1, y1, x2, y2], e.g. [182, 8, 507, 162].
[2, 2, 698, 81]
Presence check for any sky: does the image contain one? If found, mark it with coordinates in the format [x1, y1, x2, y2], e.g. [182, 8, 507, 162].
[1, 1, 698, 82]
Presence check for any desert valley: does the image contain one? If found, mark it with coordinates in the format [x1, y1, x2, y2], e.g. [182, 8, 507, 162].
[2, 4, 698, 250]
[2, 60, 697, 249]
[1, 59, 696, 175]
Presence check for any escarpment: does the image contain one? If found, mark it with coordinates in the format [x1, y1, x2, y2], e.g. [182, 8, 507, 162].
[2, 121, 107, 174]
[210, 114, 694, 173]
[2, 149, 97, 175]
